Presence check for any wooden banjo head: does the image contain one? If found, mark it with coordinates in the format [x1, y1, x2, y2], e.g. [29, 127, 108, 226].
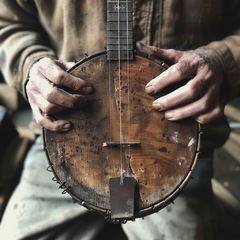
[43, 51, 200, 222]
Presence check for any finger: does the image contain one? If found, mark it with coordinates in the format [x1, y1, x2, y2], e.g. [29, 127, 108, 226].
[29, 74, 88, 109]
[162, 94, 211, 121]
[145, 63, 193, 95]
[151, 76, 207, 111]
[28, 88, 67, 115]
[36, 58, 93, 94]
[137, 42, 183, 63]
[194, 106, 223, 124]
[145, 52, 207, 95]
[55, 60, 75, 70]
[152, 84, 192, 111]
[43, 86, 88, 109]
[29, 98, 72, 132]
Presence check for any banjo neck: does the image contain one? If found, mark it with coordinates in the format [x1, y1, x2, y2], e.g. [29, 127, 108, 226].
[107, 0, 134, 60]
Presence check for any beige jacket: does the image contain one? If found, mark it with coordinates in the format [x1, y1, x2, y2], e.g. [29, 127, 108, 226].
[0, 0, 239, 146]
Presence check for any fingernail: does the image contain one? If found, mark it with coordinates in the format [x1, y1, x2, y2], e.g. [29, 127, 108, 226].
[145, 85, 155, 95]
[62, 123, 71, 131]
[82, 86, 93, 94]
[165, 112, 173, 119]
[152, 101, 162, 111]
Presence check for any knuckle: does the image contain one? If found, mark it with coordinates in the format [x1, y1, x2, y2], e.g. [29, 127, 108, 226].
[71, 81, 80, 91]
[36, 58, 51, 71]
[213, 106, 222, 117]
[159, 100, 169, 110]
[186, 81, 197, 96]
[187, 85, 195, 96]
[53, 71, 66, 85]
[39, 57, 52, 65]
[195, 106, 222, 124]
[70, 78, 88, 92]
[44, 87, 58, 102]
[188, 81, 202, 94]
[189, 51, 203, 63]
[195, 116, 208, 124]
[25, 81, 32, 92]
[50, 124, 60, 132]
[36, 116, 44, 127]
[44, 91, 54, 101]
[29, 64, 41, 76]
[43, 105, 53, 115]
[187, 79, 205, 97]
[201, 97, 210, 110]
[172, 62, 188, 77]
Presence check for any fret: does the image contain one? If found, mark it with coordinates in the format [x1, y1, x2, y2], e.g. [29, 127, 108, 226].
[108, 44, 133, 51]
[108, 37, 133, 45]
[107, 50, 134, 60]
[107, 21, 133, 31]
[108, 30, 133, 38]
[107, 0, 134, 60]
[107, 13, 133, 22]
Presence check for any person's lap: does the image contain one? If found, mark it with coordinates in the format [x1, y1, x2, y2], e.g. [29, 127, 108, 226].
[0, 136, 215, 240]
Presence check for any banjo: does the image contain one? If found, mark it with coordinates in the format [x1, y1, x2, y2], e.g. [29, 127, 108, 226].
[43, 0, 200, 223]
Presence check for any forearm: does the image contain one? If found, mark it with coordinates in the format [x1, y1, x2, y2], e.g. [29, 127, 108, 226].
[199, 39, 240, 100]
[0, 1, 56, 97]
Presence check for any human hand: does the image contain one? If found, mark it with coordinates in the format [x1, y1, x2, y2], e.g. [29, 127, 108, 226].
[137, 43, 225, 124]
[26, 57, 93, 131]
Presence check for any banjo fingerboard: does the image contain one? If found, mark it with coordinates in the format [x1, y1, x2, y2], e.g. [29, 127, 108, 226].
[107, 0, 134, 60]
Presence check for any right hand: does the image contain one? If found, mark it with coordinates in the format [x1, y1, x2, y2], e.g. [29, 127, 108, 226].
[26, 57, 93, 132]
[137, 43, 225, 124]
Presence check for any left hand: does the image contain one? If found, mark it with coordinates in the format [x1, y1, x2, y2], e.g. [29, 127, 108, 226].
[137, 43, 225, 124]
[26, 58, 93, 131]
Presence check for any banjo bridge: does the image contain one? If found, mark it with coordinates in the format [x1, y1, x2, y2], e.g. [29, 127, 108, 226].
[103, 142, 141, 147]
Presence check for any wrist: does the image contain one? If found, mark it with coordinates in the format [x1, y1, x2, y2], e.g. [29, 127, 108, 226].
[22, 53, 56, 100]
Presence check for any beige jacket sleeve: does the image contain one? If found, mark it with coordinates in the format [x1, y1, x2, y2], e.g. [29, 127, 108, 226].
[0, 1, 56, 98]
[204, 38, 240, 101]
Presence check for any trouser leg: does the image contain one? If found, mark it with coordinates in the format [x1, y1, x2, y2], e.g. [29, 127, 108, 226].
[0, 135, 215, 240]
[0, 136, 105, 240]
[122, 152, 215, 240]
